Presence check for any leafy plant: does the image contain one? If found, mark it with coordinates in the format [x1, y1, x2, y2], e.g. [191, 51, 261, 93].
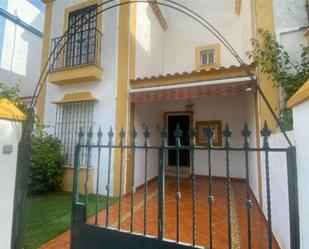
[0, 82, 44, 133]
[1, 83, 64, 193]
[28, 135, 65, 194]
[247, 29, 309, 130]
[0, 82, 27, 112]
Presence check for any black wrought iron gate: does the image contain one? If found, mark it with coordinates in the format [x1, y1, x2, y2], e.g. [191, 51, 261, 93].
[71, 122, 299, 249]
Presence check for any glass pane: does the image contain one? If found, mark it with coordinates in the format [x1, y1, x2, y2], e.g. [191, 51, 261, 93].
[200, 51, 208, 65]
[208, 51, 215, 64]
[200, 49, 216, 65]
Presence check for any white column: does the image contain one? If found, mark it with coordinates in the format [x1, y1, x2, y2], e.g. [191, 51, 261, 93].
[0, 120, 23, 249]
[292, 99, 309, 249]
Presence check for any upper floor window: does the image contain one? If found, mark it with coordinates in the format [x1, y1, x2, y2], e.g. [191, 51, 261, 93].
[66, 5, 98, 67]
[200, 49, 215, 65]
[50, 4, 102, 71]
[195, 44, 221, 71]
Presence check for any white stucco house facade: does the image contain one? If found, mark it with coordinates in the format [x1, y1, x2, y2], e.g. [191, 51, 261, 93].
[39, 0, 261, 197]
[36, 1, 308, 248]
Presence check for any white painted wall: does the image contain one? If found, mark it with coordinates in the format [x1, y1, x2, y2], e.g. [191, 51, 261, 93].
[292, 100, 309, 249]
[135, 3, 165, 79]
[273, 0, 308, 34]
[135, 0, 253, 78]
[44, 0, 120, 196]
[0, 0, 44, 98]
[134, 102, 163, 187]
[0, 119, 23, 249]
[273, 0, 308, 64]
[134, 94, 256, 179]
[240, 0, 253, 63]
[260, 131, 295, 249]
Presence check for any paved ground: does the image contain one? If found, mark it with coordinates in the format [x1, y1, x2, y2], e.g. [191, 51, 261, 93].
[39, 177, 280, 249]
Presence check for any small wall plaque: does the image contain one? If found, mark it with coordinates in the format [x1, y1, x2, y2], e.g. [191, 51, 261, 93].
[3, 145, 13, 154]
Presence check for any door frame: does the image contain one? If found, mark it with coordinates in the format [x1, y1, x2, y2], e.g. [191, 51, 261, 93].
[164, 111, 193, 175]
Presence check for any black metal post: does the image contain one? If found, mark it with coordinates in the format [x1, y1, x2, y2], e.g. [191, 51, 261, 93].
[286, 146, 300, 249]
[174, 124, 182, 243]
[105, 127, 114, 227]
[205, 125, 214, 249]
[261, 122, 273, 249]
[223, 123, 232, 249]
[158, 128, 167, 241]
[95, 128, 103, 225]
[130, 128, 137, 233]
[189, 127, 197, 246]
[85, 127, 93, 214]
[143, 127, 150, 235]
[118, 127, 126, 230]
[242, 123, 252, 249]
[70, 128, 84, 249]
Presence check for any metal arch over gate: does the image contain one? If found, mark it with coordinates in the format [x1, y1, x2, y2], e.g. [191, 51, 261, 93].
[71, 122, 299, 249]
[28, 0, 293, 147]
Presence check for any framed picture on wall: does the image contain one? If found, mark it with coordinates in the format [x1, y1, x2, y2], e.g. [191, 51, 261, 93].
[196, 120, 223, 147]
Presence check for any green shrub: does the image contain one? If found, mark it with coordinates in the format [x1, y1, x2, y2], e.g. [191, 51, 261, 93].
[247, 29, 309, 131]
[28, 135, 65, 194]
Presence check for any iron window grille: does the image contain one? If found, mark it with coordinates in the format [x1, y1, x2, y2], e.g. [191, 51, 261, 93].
[49, 4, 102, 71]
[54, 101, 94, 166]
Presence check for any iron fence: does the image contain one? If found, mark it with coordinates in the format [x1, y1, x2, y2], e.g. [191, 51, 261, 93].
[71, 122, 299, 249]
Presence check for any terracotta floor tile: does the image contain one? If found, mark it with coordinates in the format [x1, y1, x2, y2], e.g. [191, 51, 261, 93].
[39, 177, 280, 249]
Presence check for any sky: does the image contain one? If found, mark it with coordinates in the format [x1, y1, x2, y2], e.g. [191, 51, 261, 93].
[26, 0, 45, 12]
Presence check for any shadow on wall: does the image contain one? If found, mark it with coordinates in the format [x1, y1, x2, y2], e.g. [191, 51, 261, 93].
[133, 3, 165, 79]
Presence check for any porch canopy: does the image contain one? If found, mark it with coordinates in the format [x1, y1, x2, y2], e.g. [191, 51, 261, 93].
[130, 65, 256, 102]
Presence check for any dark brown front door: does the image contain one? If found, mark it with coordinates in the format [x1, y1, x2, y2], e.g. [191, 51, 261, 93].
[167, 114, 190, 168]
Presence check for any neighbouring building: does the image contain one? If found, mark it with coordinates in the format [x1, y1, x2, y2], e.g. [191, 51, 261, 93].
[37, 1, 308, 248]
[273, 0, 309, 63]
[0, 0, 44, 102]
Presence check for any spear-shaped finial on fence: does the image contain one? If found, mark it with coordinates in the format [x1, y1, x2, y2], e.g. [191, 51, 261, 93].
[97, 126, 103, 146]
[143, 126, 150, 147]
[77, 126, 84, 145]
[131, 127, 138, 146]
[188, 126, 196, 146]
[204, 125, 214, 147]
[119, 126, 126, 146]
[108, 127, 114, 146]
[174, 123, 182, 147]
[241, 122, 251, 148]
[161, 127, 168, 147]
[223, 123, 232, 148]
[261, 121, 271, 148]
[87, 126, 93, 145]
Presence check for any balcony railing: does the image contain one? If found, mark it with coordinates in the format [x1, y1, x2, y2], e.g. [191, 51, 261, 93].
[49, 27, 102, 71]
